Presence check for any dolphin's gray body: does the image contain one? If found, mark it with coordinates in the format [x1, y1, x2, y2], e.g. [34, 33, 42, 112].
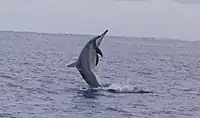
[67, 30, 108, 88]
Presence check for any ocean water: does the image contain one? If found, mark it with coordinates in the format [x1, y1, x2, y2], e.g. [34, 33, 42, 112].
[0, 31, 200, 118]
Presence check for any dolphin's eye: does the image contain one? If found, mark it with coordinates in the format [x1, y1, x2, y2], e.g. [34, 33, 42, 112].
[96, 36, 101, 39]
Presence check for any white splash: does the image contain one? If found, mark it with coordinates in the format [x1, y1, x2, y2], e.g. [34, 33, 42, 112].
[104, 83, 138, 93]
[101, 78, 152, 93]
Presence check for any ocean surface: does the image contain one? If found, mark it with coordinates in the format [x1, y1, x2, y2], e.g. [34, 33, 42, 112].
[0, 31, 200, 118]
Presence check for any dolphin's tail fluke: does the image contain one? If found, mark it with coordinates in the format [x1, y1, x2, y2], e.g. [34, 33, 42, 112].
[67, 61, 77, 67]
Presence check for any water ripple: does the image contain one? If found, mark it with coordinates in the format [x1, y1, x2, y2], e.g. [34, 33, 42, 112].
[1, 31, 200, 118]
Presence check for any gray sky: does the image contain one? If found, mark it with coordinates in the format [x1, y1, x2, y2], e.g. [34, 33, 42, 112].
[1, 0, 200, 40]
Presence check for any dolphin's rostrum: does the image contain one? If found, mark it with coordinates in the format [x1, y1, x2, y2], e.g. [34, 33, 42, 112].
[67, 30, 108, 88]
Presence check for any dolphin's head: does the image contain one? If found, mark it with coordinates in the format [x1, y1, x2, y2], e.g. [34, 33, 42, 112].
[90, 30, 108, 58]
[91, 30, 108, 47]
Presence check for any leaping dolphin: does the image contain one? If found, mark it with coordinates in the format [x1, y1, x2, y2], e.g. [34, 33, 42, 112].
[67, 30, 108, 88]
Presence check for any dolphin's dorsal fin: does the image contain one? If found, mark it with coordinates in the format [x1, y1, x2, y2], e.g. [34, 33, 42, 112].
[67, 61, 77, 67]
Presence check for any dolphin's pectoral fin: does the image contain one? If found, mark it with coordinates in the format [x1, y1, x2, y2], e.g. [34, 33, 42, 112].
[67, 61, 76, 67]
[95, 47, 103, 57]
[96, 54, 99, 66]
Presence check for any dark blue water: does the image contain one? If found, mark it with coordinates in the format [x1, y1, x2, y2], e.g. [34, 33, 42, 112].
[0, 31, 200, 118]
